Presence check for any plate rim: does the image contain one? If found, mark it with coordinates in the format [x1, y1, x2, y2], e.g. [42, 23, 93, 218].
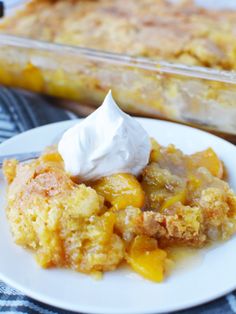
[1, 270, 236, 314]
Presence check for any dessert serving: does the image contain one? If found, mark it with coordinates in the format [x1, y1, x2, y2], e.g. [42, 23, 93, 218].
[1, 0, 236, 134]
[3, 92, 236, 282]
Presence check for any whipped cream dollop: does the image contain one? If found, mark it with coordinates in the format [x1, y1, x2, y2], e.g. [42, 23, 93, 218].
[58, 91, 151, 181]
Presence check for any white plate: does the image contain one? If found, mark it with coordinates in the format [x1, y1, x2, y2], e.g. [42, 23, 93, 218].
[0, 118, 236, 314]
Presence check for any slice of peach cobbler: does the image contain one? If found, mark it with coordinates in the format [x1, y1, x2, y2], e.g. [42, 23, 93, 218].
[3, 140, 236, 282]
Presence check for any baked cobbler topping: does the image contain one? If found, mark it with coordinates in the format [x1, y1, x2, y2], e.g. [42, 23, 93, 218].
[2, 91, 236, 283]
[3, 139, 236, 282]
[2, 0, 236, 70]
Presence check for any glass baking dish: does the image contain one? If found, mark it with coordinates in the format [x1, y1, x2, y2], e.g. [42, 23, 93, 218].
[0, 0, 236, 137]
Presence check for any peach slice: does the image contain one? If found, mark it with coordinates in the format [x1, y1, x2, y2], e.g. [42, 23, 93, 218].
[40, 152, 63, 164]
[149, 138, 161, 162]
[92, 173, 145, 210]
[22, 63, 44, 92]
[160, 189, 186, 211]
[188, 148, 223, 178]
[127, 235, 167, 282]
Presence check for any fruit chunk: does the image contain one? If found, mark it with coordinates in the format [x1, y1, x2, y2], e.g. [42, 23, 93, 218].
[92, 173, 145, 210]
[2, 159, 18, 184]
[87, 212, 116, 245]
[40, 151, 63, 163]
[22, 63, 44, 92]
[0, 66, 12, 85]
[188, 148, 223, 178]
[127, 235, 167, 282]
[141, 163, 187, 211]
[149, 138, 161, 162]
[160, 189, 186, 211]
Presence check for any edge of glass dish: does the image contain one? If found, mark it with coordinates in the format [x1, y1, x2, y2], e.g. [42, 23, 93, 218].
[1, 34, 236, 85]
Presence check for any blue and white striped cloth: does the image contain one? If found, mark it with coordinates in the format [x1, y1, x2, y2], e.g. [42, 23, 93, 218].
[0, 86, 236, 314]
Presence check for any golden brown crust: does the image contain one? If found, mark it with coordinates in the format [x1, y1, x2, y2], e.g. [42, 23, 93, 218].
[3, 143, 236, 275]
[1, 0, 236, 69]
[3, 152, 125, 272]
[141, 207, 207, 248]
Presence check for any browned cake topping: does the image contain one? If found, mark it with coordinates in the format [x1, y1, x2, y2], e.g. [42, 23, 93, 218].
[3, 140, 236, 281]
[1, 0, 236, 69]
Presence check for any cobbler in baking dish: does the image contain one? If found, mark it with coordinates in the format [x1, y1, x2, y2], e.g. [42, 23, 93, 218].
[1, 0, 236, 137]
